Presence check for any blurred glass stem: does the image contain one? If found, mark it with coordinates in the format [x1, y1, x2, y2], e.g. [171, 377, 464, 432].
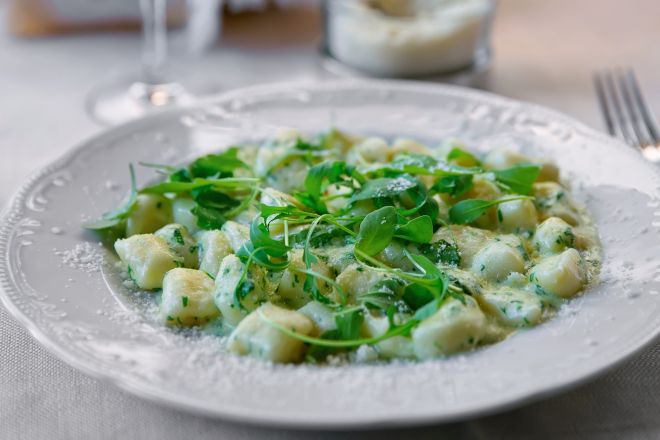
[140, 0, 168, 85]
[86, 0, 220, 125]
[132, 0, 184, 108]
[186, 0, 223, 56]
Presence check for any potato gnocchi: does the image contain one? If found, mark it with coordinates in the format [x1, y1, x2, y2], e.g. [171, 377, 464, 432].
[87, 129, 600, 364]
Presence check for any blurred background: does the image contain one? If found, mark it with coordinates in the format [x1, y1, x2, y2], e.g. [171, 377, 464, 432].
[2, 0, 660, 438]
[4, 0, 658, 129]
[3, 0, 658, 145]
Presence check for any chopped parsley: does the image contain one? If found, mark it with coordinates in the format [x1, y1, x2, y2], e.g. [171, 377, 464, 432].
[172, 228, 185, 245]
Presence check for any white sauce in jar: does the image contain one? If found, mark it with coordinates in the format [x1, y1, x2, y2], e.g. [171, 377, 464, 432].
[326, 0, 493, 77]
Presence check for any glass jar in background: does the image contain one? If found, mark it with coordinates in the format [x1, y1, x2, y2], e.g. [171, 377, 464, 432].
[322, 0, 496, 82]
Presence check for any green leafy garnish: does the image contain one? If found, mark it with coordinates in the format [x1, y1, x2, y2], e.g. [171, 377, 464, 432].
[382, 153, 482, 177]
[393, 215, 433, 244]
[493, 164, 541, 195]
[355, 206, 397, 256]
[296, 161, 358, 213]
[358, 279, 402, 311]
[189, 148, 248, 178]
[350, 177, 417, 203]
[234, 217, 291, 309]
[334, 308, 364, 340]
[140, 177, 258, 195]
[387, 153, 437, 175]
[449, 196, 532, 224]
[249, 217, 289, 258]
[405, 251, 449, 300]
[403, 283, 434, 310]
[431, 174, 474, 197]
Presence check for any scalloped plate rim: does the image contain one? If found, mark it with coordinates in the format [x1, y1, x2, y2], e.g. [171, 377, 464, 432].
[1, 79, 660, 429]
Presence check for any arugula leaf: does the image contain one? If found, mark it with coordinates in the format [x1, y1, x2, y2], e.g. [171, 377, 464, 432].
[334, 308, 364, 340]
[142, 148, 247, 182]
[236, 242, 289, 272]
[448, 199, 493, 224]
[418, 240, 461, 266]
[248, 217, 289, 258]
[83, 164, 138, 230]
[294, 192, 325, 214]
[431, 161, 483, 176]
[388, 153, 438, 175]
[403, 283, 434, 310]
[233, 218, 291, 310]
[406, 252, 444, 282]
[191, 187, 238, 209]
[493, 164, 541, 195]
[358, 279, 401, 311]
[431, 174, 474, 197]
[355, 206, 397, 256]
[405, 251, 449, 300]
[140, 177, 258, 195]
[395, 179, 432, 217]
[412, 298, 441, 321]
[297, 161, 355, 213]
[448, 196, 532, 224]
[368, 153, 483, 180]
[258, 203, 300, 219]
[189, 148, 248, 178]
[305, 161, 350, 198]
[188, 186, 240, 230]
[258, 203, 315, 225]
[140, 181, 201, 194]
[394, 215, 433, 243]
[293, 137, 319, 151]
[170, 168, 192, 182]
[350, 177, 417, 203]
[236, 218, 290, 276]
[416, 193, 440, 225]
[192, 204, 226, 230]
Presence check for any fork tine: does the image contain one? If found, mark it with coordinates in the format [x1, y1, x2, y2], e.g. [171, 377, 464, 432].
[602, 70, 636, 146]
[594, 68, 660, 161]
[616, 68, 650, 148]
[594, 73, 617, 137]
[627, 69, 660, 144]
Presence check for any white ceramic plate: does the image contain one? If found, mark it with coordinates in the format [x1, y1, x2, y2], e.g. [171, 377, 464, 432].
[2, 80, 660, 429]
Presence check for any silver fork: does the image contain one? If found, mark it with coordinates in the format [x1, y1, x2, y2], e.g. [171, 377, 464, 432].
[593, 68, 660, 162]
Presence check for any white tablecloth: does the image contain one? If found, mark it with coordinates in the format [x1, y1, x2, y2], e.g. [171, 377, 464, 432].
[3, 1, 660, 438]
